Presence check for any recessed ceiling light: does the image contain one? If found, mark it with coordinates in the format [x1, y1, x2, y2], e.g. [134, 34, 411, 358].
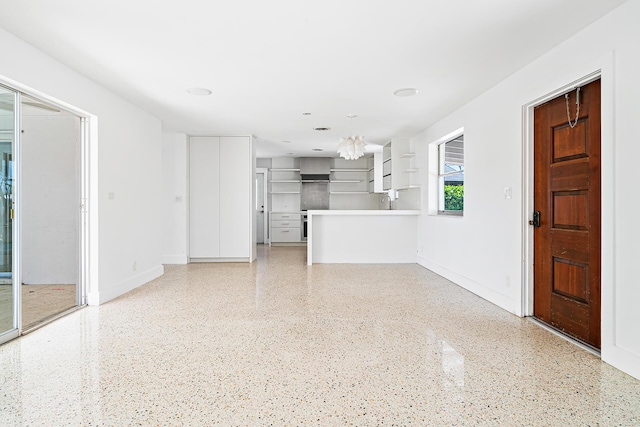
[313, 127, 331, 131]
[302, 112, 312, 116]
[312, 148, 323, 151]
[187, 87, 212, 96]
[393, 88, 419, 97]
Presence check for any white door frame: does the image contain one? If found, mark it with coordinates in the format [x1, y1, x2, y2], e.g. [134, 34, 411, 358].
[0, 76, 94, 338]
[256, 167, 268, 244]
[521, 69, 602, 317]
[520, 55, 615, 360]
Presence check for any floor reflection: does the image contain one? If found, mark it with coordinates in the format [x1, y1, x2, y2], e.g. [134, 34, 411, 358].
[1, 245, 639, 425]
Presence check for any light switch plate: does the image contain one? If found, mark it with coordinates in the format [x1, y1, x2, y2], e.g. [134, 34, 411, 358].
[504, 187, 512, 200]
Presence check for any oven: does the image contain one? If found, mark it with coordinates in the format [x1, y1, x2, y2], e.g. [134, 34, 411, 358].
[301, 212, 308, 241]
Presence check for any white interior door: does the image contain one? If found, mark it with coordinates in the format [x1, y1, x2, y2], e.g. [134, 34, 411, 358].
[256, 170, 266, 243]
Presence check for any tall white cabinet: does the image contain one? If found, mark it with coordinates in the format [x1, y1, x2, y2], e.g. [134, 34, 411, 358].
[189, 136, 256, 262]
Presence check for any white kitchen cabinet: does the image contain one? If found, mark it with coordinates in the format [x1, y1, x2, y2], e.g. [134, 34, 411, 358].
[189, 137, 221, 258]
[383, 143, 392, 190]
[220, 137, 252, 258]
[269, 212, 303, 244]
[391, 138, 420, 190]
[367, 151, 383, 193]
[189, 136, 255, 261]
[269, 157, 301, 212]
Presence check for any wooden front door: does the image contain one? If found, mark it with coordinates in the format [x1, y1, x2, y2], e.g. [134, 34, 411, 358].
[533, 79, 601, 349]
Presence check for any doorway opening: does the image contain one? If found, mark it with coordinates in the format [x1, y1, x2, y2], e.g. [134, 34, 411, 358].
[522, 71, 604, 351]
[20, 95, 83, 331]
[256, 168, 268, 244]
[0, 82, 90, 344]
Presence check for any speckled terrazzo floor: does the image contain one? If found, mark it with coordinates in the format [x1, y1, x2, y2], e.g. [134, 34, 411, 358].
[1, 246, 639, 426]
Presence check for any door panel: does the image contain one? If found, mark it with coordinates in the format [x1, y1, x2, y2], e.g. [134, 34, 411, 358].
[21, 97, 81, 329]
[219, 136, 250, 258]
[533, 79, 601, 348]
[189, 136, 221, 258]
[0, 86, 16, 342]
[256, 172, 265, 244]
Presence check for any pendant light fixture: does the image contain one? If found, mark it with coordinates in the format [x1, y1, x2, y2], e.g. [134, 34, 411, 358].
[337, 114, 366, 160]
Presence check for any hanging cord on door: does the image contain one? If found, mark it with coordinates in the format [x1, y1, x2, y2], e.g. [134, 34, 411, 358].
[565, 87, 581, 128]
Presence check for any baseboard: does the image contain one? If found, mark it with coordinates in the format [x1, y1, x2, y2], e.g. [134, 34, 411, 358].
[602, 344, 640, 381]
[162, 255, 188, 264]
[189, 257, 250, 263]
[89, 264, 165, 305]
[416, 255, 517, 315]
[86, 291, 100, 306]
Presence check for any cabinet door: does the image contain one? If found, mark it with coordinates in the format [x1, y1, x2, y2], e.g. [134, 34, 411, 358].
[219, 136, 251, 257]
[189, 136, 220, 257]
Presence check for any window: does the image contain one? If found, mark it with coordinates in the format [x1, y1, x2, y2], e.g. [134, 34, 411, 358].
[438, 135, 464, 214]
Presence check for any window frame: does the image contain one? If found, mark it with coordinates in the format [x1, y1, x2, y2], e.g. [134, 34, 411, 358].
[437, 133, 464, 216]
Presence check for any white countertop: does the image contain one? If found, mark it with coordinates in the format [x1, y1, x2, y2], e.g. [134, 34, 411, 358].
[307, 210, 420, 216]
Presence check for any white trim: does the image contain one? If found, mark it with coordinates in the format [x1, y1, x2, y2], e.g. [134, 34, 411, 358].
[0, 73, 96, 322]
[417, 255, 517, 314]
[162, 255, 188, 265]
[0, 74, 94, 118]
[189, 257, 250, 263]
[427, 127, 464, 216]
[0, 329, 19, 345]
[185, 138, 191, 262]
[14, 90, 22, 335]
[90, 264, 164, 305]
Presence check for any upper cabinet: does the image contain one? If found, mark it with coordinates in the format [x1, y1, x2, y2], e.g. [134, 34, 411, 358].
[367, 151, 383, 193]
[383, 143, 392, 191]
[391, 138, 420, 190]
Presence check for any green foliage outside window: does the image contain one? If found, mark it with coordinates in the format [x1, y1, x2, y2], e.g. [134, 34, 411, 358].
[444, 185, 464, 211]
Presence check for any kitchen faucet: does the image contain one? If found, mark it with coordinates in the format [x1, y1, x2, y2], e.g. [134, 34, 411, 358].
[380, 194, 393, 210]
[380, 189, 399, 210]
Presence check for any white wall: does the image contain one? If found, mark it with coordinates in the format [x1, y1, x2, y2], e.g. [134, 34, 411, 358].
[414, 0, 640, 379]
[0, 26, 164, 304]
[161, 130, 188, 264]
[22, 111, 79, 284]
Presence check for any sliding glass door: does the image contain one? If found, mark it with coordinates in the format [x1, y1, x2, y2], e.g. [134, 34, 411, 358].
[0, 85, 17, 343]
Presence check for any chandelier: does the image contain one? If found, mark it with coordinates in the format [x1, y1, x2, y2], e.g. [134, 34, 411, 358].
[337, 135, 366, 160]
[337, 114, 366, 160]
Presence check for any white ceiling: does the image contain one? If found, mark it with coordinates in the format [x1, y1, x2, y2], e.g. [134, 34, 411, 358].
[0, 1, 627, 157]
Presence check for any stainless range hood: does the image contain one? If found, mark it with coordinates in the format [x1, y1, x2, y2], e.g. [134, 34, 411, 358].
[300, 157, 331, 182]
[300, 157, 330, 210]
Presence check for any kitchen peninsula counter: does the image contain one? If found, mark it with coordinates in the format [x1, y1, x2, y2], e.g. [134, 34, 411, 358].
[306, 210, 420, 265]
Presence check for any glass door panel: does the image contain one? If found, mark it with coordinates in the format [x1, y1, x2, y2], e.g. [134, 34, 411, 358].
[21, 95, 80, 330]
[0, 85, 16, 340]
